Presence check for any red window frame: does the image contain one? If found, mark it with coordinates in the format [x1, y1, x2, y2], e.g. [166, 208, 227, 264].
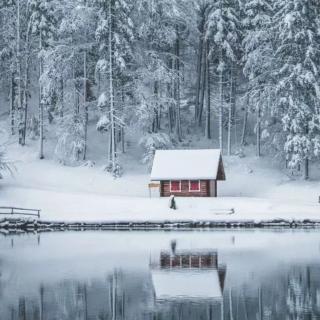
[189, 180, 201, 192]
[170, 180, 181, 192]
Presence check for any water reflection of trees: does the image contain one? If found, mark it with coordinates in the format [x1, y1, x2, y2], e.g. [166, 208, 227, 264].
[1, 266, 320, 319]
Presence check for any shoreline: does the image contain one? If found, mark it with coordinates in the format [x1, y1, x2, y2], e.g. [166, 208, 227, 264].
[2, 217, 320, 234]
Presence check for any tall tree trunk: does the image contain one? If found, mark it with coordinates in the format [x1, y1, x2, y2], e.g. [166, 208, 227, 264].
[219, 52, 224, 152]
[83, 50, 88, 160]
[153, 81, 159, 133]
[304, 126, 309, 180]
[39, 33, 44, 159]
[16, 0, 23, 146]
[10, 72, 15, 135]
[256, 98, 261, 157]
[205, 40, 211, 139]
[227, 62, 236, 155]
[195, 34, 204, 122]
[167, 58, 174, 133]
[59, 78, 64, 117]
[21, 25, 31, 146]
[240, 95, 249, 146]
[109, 0, 116, 172]
[304, 159, 309, 180]
[174, 27, 182, 141]
[198, 39, 206, 127]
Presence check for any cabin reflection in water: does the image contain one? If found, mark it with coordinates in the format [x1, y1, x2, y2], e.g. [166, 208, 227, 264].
[149, 245, 227, 320]
[151, 250, 226, 301]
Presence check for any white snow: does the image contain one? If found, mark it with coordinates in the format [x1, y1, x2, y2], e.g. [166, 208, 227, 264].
[1, 140, 320, 224]
[151, 149, 223, 180]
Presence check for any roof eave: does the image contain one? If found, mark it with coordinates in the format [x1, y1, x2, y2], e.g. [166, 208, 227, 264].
[150, 177, 218, 181]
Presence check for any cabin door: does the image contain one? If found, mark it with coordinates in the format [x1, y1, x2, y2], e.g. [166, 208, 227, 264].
[210, 180, 217, 197]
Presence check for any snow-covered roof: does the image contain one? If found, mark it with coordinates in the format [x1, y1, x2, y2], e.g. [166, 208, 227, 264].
[151, 269, 223, 301]
[150, 149, 224, 180]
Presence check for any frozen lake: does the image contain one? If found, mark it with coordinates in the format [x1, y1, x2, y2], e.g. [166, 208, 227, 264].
[1, 230, 320, 319]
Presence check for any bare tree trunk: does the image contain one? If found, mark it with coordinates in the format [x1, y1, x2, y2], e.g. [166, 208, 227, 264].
[10, 73, 15, 135]
[153, 81, 159, 133]
[157, 83, 162, 131]
[59, 78, 64, 117]
[304, 159, 309, 180]
[167, 58, 174, 133]
[304, 126, 309, 179]
[195, 34, 204, 122]
[174, 26, 182, 141]
[22, 67, 29, 146]
[227, 63, 236, 155]
[198, 40, 206, 127]
[256, 98, 261, 157]
[83, 50, 88, 160]
[205, 40, 211, 139]
[39, 32, 44, 159]
[21, 24, 31, 146]
[121, 127, 125, 153]
[16, 0, 23, 146]
[219, 52, 224, 152]
[240, 94, 249, 146]
[109, 0, 116, 172]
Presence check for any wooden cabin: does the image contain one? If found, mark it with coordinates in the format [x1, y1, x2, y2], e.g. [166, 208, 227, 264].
[150, 149, 226, 197]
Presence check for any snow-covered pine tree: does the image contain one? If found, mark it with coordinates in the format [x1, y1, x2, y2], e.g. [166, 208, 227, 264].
[135, 0, 181, 140]
[207, 0, 241, 153]
[28, 0, 56, 158]
[55, 0, 96, 161]
[243, 0, 274, 157]
[193, 0, 214, 130]
[95, 0, 134, 177]
[54, 111, 85, 166]
[273, 0, 320, 179]
[0, 0, 17, 136]
[139, 132, 172, 169]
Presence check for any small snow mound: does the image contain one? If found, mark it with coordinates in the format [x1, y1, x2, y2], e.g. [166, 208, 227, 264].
[82, 160, 95, 168]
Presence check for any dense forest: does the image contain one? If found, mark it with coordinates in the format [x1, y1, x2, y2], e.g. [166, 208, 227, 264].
[1, 0, 320, 178]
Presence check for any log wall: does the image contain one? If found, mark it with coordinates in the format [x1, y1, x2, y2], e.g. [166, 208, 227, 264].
[160, 180, 213, 197]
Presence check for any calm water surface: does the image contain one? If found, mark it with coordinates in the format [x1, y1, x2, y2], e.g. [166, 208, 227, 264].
[0, 230, 320, 319]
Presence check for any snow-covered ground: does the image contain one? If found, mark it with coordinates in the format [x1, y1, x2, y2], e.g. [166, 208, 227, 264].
[2, 131, 320, 223]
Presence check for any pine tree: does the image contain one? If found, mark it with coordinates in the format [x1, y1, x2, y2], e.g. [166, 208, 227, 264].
[0, 0, 17, 136]
[28, 0, 56, 158]
[243, 0, 274, 157]
[274, 0, 320, 179]
[95, 0, 134, 177]
[207, 0, 241, 153]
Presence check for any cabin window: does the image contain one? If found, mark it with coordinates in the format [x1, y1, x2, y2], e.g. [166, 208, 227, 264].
[189, 180, 200, 192]
[170, 180, 181, 192]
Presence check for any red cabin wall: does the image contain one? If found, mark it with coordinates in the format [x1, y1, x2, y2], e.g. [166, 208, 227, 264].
[160, 180, 215, 197]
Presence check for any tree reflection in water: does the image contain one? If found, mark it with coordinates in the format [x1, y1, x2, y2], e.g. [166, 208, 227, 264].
[0, 233, 320, 319]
